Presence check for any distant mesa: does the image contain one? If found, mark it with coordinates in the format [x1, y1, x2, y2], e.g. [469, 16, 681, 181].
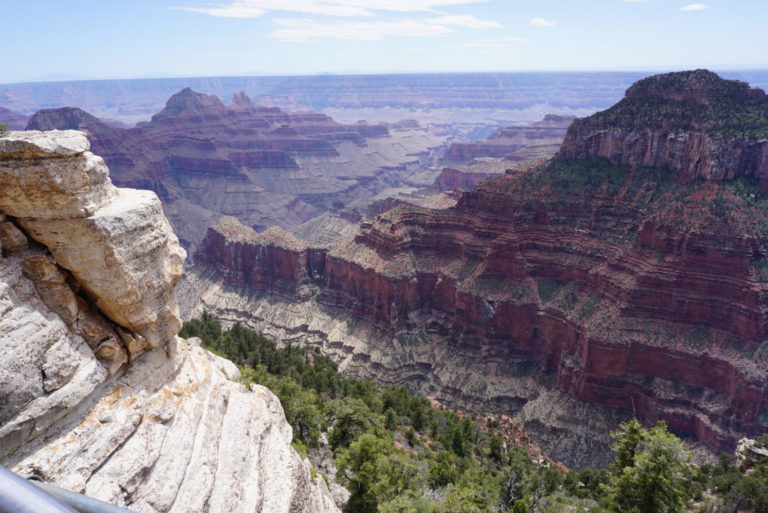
[151, 87, 226, 121]
[27, 106, 106, 131]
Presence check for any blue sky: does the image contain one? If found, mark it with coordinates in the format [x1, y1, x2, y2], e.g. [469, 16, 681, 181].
[2, 0, 766, 83]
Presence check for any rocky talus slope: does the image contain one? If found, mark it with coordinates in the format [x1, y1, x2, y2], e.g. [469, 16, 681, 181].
[0, 130, 339, 513]
[181, 71, 768, 468]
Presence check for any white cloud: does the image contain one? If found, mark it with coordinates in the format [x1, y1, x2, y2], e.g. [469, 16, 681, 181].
[447, 36, 526, 48]
[175, 6, 267, 18]
[176, 1, 373, 17]
[680, 3, 708, 10]
[271, 18, 455, 41]
[529, 17, 556, 27]
[426, 15, 502, 30]
[176, 0, 489, 18]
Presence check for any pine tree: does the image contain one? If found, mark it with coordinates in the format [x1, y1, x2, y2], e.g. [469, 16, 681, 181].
[605, 421, 691, 513]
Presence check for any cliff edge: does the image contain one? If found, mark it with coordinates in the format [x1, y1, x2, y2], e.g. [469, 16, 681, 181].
[0, 130, 338, 513]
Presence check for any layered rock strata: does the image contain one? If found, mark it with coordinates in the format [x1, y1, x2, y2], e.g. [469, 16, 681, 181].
[0, 130, 338, 513]
[184, 72, 768, 467]
[27, 90, 445, 249]
[186, 167, 768, 466]
[442, 114, 574, 164]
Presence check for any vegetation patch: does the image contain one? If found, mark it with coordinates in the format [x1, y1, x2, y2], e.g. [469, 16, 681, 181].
[536, 278, 563, 302]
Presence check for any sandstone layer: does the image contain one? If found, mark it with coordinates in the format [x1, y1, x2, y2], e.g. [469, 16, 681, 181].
[0, 130, 184, 348]
[0, 130, 339, 513]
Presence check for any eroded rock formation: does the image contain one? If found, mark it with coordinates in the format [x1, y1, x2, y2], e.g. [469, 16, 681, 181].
[0, 130, 339, 513]
[26, 90, 445, 249]
[183, 71, 768, 467]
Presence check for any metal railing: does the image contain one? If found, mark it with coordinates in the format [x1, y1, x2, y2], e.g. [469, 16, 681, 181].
[0, 466, 135, 513]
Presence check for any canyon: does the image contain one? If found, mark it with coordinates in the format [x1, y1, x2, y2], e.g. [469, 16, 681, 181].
[27, 89, 445, 249]
[0, 130, 339, 513]
[441, 114, 574, 164]
[181, 71, 768, 468]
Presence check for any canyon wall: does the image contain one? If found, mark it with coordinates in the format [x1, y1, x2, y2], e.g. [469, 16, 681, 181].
[0, 130, 338, 513]
[186, 164, 768, 466]
[442, 114, 574, 164]
[183, 71, 768, 467]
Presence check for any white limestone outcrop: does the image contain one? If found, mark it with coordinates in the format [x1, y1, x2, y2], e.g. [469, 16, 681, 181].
[0, 130, 339, 513]
[0, 130, 184, 348]
[22, 188, 185, 348]
[10, 338, 338, 513]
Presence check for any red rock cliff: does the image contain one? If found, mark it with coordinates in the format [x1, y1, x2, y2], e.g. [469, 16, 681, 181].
[195, 158, 768, 458]
[189, 71, 768, 464]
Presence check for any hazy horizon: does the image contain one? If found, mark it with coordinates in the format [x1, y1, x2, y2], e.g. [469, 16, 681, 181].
[4, 0, 767, 85]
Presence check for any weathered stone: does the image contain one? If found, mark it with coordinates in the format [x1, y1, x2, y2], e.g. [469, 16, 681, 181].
[115, 326, 149, 357]
[0, 222, 28, 254]
[21, 255, 78, 325]
[0, 151, 116, 219]
[94, 339, 121, 360]
[736, 437, 768, 471]
[0, 130, 89, 159]
[22, 188, 186, 347]
[0, 249, 103, 430]
[0, 130, 338, 513]
[41, 336, 92, 393]
[75, 298, 119, 350]
[10, 339, 339, 513]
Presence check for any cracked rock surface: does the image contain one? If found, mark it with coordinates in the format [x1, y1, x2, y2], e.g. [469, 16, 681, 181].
[0, 130, 339, 513]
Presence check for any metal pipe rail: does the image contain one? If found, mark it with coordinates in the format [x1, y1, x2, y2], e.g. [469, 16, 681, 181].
[0, 466, 134, 513]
